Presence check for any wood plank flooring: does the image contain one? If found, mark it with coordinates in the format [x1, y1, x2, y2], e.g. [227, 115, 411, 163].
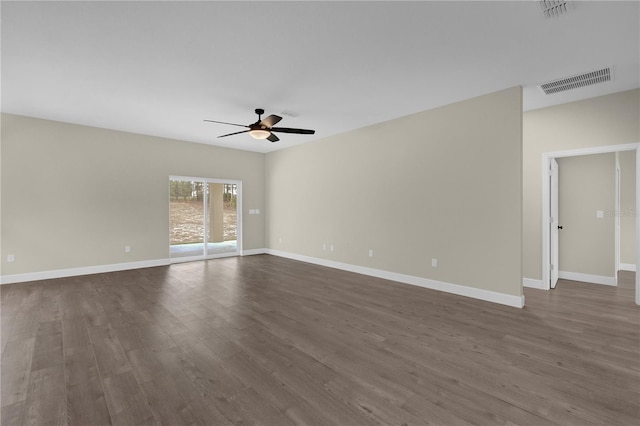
[1, 255, 638, 425]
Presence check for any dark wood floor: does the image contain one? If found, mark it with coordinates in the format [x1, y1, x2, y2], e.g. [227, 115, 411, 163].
[1, 255, 638, 425]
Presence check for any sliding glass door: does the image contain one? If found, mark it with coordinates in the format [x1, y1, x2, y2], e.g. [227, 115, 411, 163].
[169, 177, 241, 262]
[204, 182, 239, 256]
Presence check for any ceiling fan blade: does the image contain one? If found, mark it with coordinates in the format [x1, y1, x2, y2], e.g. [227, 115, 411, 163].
[267, 133, 280, 143]
[271, 127, 315, 135]
[260, 114, 283, 128]
[204, 119, 249, 128]
[218, 129, 250, 138]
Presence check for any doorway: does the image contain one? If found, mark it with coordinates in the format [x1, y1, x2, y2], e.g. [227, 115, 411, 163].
[542, 143, 639, 305]
[169, 176, 242, 262]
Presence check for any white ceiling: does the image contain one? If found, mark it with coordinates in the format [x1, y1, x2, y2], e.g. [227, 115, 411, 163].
[2, 1, 639, 153]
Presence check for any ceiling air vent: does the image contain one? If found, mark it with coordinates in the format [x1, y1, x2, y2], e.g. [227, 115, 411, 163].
[540, 1, 569, 18]
[539, 67, 611, 95]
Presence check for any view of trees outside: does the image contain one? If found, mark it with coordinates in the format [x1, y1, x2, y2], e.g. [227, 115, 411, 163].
[169, 181, 237, 245]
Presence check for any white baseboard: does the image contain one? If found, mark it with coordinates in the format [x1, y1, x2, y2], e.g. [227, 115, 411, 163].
[619, 263, 636, 272]
[0, 259, 171, 285]
[267, 249, 524, 309]
[558, 271, 617, 286]
[523, 277, 546, 289]
[0, 250, 527, 309]
[241, 248, 268, 256]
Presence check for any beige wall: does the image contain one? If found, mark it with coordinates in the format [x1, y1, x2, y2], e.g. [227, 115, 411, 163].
[266, 87, 523, 297]
[523, 89, 640, 280]
[5, 88, 635, 292]
[558, 154, 615, 277]
[0, 113, 265, 275]
[619, 150, 637, 266]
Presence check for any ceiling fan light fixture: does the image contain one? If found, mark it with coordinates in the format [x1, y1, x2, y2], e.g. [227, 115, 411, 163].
[249, 129, 270, 139]
[206, 108, 315, 143]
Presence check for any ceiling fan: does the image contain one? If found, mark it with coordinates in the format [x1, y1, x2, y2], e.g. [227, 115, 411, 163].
[204, 108, 315, 143]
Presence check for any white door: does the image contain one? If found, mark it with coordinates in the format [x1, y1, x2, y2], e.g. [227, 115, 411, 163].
[550, 158, 560, 289]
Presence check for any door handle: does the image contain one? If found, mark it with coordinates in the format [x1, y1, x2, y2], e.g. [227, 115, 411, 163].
[557, 225, 563, 230]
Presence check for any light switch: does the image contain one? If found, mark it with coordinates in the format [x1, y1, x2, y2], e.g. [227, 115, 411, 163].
[596, 210, 604, 219]
[255, 209, 260, 214]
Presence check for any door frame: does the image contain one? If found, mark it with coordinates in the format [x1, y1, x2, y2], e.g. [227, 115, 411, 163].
[169, 175, 243, 263]
[615, 154, 621, 275]
[541, 143, 639, 305]
[550, 158, 559, 289]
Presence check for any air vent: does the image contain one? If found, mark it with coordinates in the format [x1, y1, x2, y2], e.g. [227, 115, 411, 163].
[539, 68, 611, 95]
[540, 1, 568, 18]
[281, 110, 299, 118]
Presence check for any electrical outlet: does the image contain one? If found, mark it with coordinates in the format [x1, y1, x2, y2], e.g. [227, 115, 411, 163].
[432, 258, 438, 267]
[369, 249, 374, 257]
[279, 237, 282, 244]
[323, 244, 326, 251]
[125, 246, 131, 253]
[7, 254, 15, 263]
[330, 245, 334, 252]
